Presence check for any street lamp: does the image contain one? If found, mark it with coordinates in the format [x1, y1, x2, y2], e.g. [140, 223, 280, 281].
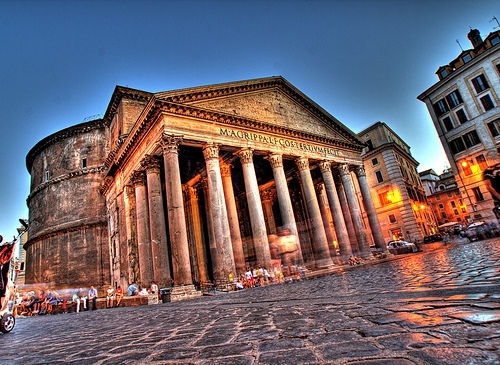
[456, 159, 477, 216]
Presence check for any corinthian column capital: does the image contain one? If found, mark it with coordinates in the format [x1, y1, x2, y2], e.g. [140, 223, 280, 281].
[266, 153, 283, 169]
[235, 148, 254, 164]
[354, 165, 366, 177]
[295, 156, 309, 171]
[339, 163, 351, 177]
[141, 154, 161, 171]
[202, 143, 220, 160]
[130, 170, 145, 187]
[161, 133, 183, 154]
[318, 160, 332, 173]
[220, 162, 233, 177]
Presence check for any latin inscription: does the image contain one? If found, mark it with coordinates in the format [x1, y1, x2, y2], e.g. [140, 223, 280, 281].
[220, 128, 342, 157]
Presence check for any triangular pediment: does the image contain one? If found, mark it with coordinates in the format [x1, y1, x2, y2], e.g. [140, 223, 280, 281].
[155, 76, 363, 148]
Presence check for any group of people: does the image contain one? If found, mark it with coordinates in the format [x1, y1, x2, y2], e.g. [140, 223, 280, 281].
[16, 289, 62, 316]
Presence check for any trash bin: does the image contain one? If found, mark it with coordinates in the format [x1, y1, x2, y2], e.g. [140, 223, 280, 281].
[159, 288, 171, 303]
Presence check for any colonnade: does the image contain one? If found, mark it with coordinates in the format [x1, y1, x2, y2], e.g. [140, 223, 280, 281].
[122, 133, 386, 289]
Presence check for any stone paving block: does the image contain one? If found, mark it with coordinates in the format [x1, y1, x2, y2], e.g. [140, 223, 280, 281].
[377, 332, 451, 350]
[258, 349, 318, 364]
[345, 359, 416, 365]
[409, 346, 500, 365]
[257, 337, 306, 352]
[357, 324, 407, 337]
[316, 340, 381, 360]
[450, 310, 500, 324]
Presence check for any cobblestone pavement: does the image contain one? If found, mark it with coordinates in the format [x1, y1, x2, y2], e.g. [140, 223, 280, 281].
[2, 239, 500, 365]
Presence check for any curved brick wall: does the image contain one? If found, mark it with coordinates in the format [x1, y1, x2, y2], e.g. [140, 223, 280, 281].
[24, 120, 111, 290]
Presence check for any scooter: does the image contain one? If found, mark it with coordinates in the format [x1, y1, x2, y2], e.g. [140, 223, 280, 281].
[0, 224, 27, 333]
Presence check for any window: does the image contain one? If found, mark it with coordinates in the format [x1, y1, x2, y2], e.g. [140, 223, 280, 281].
[456, 109, 468, 124]
[447, 191, 453, 197]
[471, 74, 489, 93]
[82, 158, 87, 168]
[449, 137, 466, 154]
[375, 170, 384, 183]
[366, 139, 374, 151]
[454, 209, 459, 215]
[440, 69, 448, 78]
[488, 118, 500, 137]
[472, 187, 484, 201]
[462, 130, 481, 148]
[462, 162, 472, 176]
[442, 116, 454, 131]
[462, 53, 472, 63]
[476, 154, 488, 170]
[446, 90, 463, 108]
[438, 203, 444, 209]
[433, 99, 449, 117]
[388, 214, 397, 224]
[491, 35, 500, 46]
[461, 208, 467, 213]
[451, 201, 456, 208]
[378, 192, 391, 206]
[371, 157, 379, 166]
[45, 171, 50, 182]
[441, 212, 447, 218]
[480, 95, 495, 111]
[436, 195, 441, 200]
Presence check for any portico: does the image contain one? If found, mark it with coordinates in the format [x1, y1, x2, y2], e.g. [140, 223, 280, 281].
[100, 77, 388, 296]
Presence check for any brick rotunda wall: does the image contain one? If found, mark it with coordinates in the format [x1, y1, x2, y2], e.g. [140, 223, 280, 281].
[24, 119, 111, 291]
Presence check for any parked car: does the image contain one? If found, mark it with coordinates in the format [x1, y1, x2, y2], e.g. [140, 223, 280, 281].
[423, 234, 443, 243]
[387, 240, 418, 255]
[464, 222, 492, 241]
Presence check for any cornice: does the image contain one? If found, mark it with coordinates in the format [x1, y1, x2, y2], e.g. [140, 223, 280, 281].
[27, 166, 107, 205]
[102, 86, 152, 127]
[107, 97, 364, 178]
[26, 119, 107, 172]
[156, 76, 364, 147]
[23, 219, 108, 250]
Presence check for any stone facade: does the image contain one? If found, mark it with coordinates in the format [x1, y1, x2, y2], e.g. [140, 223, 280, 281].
[418, 29, 500, 224]
[358, 122, 437, 242]
[25, 76, 387, 297]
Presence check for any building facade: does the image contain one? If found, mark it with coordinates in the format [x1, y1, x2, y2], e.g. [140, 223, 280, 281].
[418, 28, 500, 224]
[24, 77, 388, 297]
[358, 122, 437, 243]
[420, 168, 470, 227]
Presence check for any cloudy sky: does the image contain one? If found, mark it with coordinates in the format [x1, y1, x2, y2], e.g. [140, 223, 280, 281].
[0, 0, 498, 238]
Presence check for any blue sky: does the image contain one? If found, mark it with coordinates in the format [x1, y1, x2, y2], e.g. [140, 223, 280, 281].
[0, 0, 498, 238]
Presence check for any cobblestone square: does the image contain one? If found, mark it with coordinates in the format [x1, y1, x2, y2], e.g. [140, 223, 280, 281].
[2, 239, 500, 364]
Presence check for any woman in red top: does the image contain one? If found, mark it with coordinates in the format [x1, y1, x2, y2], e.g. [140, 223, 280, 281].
[115, 286, 123, 307]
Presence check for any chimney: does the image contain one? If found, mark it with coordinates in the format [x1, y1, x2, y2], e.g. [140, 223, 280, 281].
[467, 29, 483, 48]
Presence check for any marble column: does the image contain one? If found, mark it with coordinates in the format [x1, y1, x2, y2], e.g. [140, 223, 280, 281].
[295, 157, 334, 268]
[318, 161, 353, 262]
[123, 185, 139, 285]
[315, 183, 338, 262]
[202, 143, 236, 280]
[184, 185, 210, 284]
[142, 155, 172, 288]
[235, 148, 270, 268]
[220, 162, 246, 276]
[200, 175, 218, 272]
[334, 171, 359, 255]
[339, 164, 372, 259]
[266, 153, 304, 264]
[355, 165, 388, 253]
[130, 171, 154, 286]
[261, 188, 277, 235]
[161, 134, 193, 285]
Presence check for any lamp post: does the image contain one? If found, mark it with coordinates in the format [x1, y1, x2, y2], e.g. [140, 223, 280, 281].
[456, 160, 477, 221]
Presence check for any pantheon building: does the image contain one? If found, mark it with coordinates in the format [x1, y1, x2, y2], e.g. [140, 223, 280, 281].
[24, 76, 386, 299]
